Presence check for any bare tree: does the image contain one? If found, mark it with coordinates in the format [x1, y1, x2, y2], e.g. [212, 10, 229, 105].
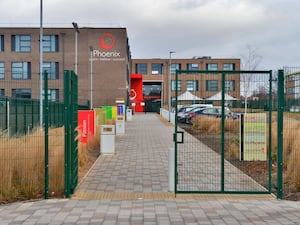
[240, 45, 263, 113]
[254, 84, 270, 99]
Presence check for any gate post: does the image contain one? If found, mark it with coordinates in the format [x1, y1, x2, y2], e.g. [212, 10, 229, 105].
[64, 70, 78, 198]
[168, 147, 175, 192]
[277, 69, 284, 199]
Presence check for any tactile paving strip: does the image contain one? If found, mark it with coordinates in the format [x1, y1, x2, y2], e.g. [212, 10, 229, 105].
[72, 191, 275, 200]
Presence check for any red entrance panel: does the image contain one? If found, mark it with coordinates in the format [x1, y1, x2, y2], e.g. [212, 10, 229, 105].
[78, 110, 95, 143]
[130, 74, 144, 112]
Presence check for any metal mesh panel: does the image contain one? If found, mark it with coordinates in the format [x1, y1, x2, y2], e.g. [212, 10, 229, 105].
[0, 106, 45, 201]
[282, 67, 300, 200]
[226, 72, 271, 193]
[175, 70, 272, 194]
[0, 70, 72, 202]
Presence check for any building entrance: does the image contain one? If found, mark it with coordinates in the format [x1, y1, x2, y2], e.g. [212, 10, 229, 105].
[143, 82, 161, 113]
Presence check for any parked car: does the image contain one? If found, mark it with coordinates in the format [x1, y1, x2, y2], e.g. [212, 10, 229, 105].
[177, 105, 200, 122]
[185, 106, 239, 124]
[179, 105, 212, 123]
[177, 105, 196, 122]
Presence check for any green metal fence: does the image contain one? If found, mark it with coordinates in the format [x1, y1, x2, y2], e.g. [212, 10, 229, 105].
[0, 70, 83, 202]
[0, 97, 64, 137]
[174, 70, 274, 194]
[277, 68, 300, 200]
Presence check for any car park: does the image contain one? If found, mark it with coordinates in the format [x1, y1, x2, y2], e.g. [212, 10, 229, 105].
[177, 105, 196, 121]
[184, 106, 239, 124]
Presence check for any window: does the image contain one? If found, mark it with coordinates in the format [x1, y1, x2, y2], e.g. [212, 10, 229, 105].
[0, 62, 4, 79]
[289, 87, 295, 94]
[225, 80, 235, 91]
[170, 63, 181, 74]
[43, 62, 59, 79]
[223, 63, 235, 71]
[43, 89, 59, 102]
[206, 63, 218, 71]
[12, 62, 31, 79]
[186, 80, 198, 91]
[0, 35, 4, 51]
[289, 74, 300, 81]
[143, 84, 161, 97]
[0, 89, 4, 97]
[151, 63, 163, 75]
[12, 89, 31, 99]
[206, 80, 218, 91]
[136, 63, 147, 74]
[171, 80, 182, 91]
[11, 35, 31, 52]
[187, 63, 199, 71]
[43, 35, 59, 52]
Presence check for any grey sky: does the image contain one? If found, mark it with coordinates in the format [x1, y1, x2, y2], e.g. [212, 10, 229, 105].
[1, 0, 299, 70]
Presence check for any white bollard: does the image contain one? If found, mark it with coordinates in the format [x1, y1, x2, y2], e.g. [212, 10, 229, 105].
[168, 147, 175, 192]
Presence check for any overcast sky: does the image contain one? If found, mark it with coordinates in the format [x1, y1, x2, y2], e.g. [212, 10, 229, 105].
[1, 0, 299, 70]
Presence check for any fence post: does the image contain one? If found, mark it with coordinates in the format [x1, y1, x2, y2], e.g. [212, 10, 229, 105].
[70, 70, 78, 194]
[64, 70, 71, 198]
[221, 72, 225, 192]
[5, 97, 9, 136]
[15, 99, 18, 135]
[44, 71, 49, 199]
[268, 70, 273, 192]
[277, 69, 284, 199]
[23, 100, 26, 135]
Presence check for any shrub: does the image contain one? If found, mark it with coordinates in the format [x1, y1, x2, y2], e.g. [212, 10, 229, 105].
[227, 137, 240, 159]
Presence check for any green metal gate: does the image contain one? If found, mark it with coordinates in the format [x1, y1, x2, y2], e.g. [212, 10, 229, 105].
[174, 70, 274, 194]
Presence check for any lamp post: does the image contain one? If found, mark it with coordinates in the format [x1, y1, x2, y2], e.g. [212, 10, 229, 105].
[39, 0, 43, 127]
[89, 46, 93, 109]
[168, 51, 175, 122]
[72, 22, 80, 74]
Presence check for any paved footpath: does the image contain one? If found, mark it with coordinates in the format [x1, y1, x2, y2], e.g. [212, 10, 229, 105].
[0, 113, 300, 225]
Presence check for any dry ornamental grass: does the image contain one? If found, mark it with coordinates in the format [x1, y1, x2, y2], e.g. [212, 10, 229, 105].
[0, 126, 100, 203]
[190, 113, 300, 198]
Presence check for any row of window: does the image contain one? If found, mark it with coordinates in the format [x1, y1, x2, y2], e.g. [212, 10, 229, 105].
[286, 74, 300, 82]
[0, 34, 59, 52]
[141, 80, 235, 97]
[286, 86, 300, 94]
[0, 88, 59, 101]
[135, 63, 236, 75]
[171, 80, 235, 92]
[0, 62, 59, 79]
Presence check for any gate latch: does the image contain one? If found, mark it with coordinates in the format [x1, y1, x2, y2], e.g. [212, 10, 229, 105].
[173, 131, 184, 144]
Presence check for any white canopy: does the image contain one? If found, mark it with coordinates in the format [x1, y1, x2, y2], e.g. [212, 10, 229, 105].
[205, 91, 238, 101]
[178, 91, 202, 101]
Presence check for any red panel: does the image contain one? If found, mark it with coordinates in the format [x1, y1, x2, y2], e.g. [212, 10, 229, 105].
[130, 74, 144, 112]
[78, 110, 95, 143]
